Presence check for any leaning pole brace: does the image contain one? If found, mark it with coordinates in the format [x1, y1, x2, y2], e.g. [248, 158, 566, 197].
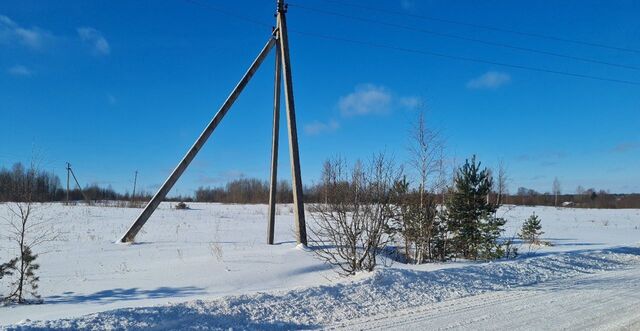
[118, 34, 277, 243]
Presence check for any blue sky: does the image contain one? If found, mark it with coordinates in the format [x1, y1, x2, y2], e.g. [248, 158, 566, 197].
[1, 0, 639, 196]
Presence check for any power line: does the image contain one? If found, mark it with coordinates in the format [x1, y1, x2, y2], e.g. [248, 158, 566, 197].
[182, 0, 273, 28]
[314, 0, 640, 54]
[288, 2, 640, 72]
[288, 29, 640, 86]
[181, 0, 640, 86]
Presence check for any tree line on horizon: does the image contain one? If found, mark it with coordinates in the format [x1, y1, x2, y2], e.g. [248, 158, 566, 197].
[0, 163, 152, 203]
[1, 161, 638, 209]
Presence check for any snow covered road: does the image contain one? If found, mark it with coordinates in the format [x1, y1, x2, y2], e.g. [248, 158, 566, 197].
[331, 263, 640, 331]
[4, 247, 640, 330]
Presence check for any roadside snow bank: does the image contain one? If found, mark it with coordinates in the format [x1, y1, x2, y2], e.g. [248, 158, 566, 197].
[5, 247, 640, 331]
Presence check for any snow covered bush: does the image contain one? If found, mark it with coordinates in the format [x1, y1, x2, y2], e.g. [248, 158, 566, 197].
[175, 201, 189, 210]
[310, 154, 399, 275]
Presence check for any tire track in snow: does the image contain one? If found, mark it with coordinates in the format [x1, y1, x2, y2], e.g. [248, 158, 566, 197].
[331, 265, 640, 331]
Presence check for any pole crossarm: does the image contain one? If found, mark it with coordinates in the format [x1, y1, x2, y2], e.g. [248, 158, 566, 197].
[119, 35, 277, 243]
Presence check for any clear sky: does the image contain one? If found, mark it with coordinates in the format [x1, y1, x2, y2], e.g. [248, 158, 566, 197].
[1, 0, 639, 196]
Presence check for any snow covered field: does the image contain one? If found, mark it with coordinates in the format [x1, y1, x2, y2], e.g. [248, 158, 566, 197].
[0, 203, 639, 330]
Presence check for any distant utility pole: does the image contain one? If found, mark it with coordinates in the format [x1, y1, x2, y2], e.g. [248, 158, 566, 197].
[66, 162, 71, 205]
[66, 162, 91, 203]
[131, 170, 138, 202]
[118, 0, 307, 246]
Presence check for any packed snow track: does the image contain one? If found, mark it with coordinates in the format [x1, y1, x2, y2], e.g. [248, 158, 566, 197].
[330, 263, 640, 331]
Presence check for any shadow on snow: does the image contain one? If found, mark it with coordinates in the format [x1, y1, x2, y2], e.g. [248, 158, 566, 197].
[45, 286, 206, 305]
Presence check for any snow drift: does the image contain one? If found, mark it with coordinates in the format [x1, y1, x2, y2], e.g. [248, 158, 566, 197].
[5, 247, 640, 330]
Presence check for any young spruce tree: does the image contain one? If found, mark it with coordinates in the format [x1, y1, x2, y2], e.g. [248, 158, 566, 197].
[445, 156, 506, 260]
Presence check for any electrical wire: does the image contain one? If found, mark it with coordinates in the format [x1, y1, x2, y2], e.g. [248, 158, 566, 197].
[289, 29, 640, 86]
[314, 0, 640, 54]
[288, 2, 640, 71]
[181, 0, 640, 86]
[183, 0, 273, 28]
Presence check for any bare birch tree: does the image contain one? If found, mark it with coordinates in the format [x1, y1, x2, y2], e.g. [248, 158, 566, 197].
[496, 160, 508, 206]
[403, 111, 445, 263]
[553, 177, 561, 207]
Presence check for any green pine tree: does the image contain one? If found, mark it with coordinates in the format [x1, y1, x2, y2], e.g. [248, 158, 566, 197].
[519, 213, 544, 244]
[445, 156, 506, 260]
[0, 258, 17, 279]
[11, 246, 40, 303]
[1, 257, 17, 302]
[389, 176, 415, 262]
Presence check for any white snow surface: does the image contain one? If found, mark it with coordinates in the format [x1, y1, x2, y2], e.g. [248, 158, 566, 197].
[333, 264, 640, 330]
[0, 203, 639, 330]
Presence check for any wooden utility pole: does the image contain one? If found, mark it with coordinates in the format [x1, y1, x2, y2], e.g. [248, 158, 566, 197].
[118, 0, 308, 246]
[267, 46, 282, 245]
[274, 0, 307, 245]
